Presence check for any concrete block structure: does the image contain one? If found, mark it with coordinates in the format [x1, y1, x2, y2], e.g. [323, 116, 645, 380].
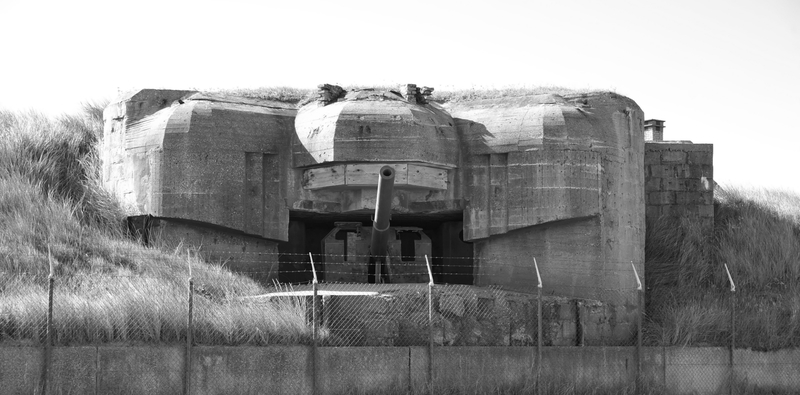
[102, 85, 714, 343]
[643, 120, 714, 231]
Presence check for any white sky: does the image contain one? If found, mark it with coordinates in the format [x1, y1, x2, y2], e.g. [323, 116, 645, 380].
[1, 0, 798, 192]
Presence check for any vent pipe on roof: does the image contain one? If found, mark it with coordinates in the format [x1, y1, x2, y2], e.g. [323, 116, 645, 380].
[644, 119, 665, 142]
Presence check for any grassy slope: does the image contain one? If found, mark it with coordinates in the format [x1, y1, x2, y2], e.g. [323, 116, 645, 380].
[0, 108, 309, 345]
[645, 186, 800, 350]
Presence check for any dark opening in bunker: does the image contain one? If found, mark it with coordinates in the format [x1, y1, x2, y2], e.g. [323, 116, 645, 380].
[397, 231, 421, 261]
[278, 211, 473, 285]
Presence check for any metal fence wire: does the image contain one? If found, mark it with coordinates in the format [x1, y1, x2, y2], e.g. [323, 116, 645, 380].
[3, 250, 800, 394]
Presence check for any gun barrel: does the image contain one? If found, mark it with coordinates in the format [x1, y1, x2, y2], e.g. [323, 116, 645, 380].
[370, 166, 395, 259]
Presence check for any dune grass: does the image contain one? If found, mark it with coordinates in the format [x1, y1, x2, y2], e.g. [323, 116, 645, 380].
[0, 107, 310, 346]
[213, 85, 609, 106]
[645, 186, 800, 350]
[215, 86, 314, 104]
[430, 86, 606, 103]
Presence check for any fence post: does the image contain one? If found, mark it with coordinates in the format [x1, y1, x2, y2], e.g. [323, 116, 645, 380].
[184, 258, 193, 395]
[533, 258, 542, 390]
[631, 262, 643, 395]
[40, 247, 54, 395]
[425, 255, 434, 394]
[309, 253, 319, 395]
[724, 264, 736, 395]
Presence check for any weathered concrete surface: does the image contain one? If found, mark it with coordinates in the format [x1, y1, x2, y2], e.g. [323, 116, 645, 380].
[734, 348, 800, 390]
[448, 93, 645, 329]
[664, 347, 729, 394]
[0, 346, 41, 393]
[191, 346, 311, 395]
[3, 345, 799, 394]
[103, 91, 296, 243]
[473, 217, 602, 297]
[294, 89, 459, 167]
[431, 347, 534, 391]
[49, 347, 97, 394]
[317, 347, 410, 395]
[98, 346, 183, 395]
[462, 150, 602, 239]
[542, 346, 636, 388]
[640, 347, 666, 387]
[645, 142, 714, 226]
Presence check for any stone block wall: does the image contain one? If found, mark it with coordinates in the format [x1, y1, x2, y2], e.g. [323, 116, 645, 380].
[303, 285, 622, 347]
[644, 142, 714, 227]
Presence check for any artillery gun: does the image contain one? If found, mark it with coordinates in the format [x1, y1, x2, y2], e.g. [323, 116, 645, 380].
[322, 165, 431, 283]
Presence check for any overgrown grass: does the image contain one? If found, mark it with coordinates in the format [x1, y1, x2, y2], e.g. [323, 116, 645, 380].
[215, 86, 314, 104]
[0, 107, 310, 345]
[213, 85, 611, 106]
[431, 86, 607, 103]
[645, 186, 800, 350]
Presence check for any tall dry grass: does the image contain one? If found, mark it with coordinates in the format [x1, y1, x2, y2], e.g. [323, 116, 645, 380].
[645, 186, 800, 350]
[0, 107, 310, 345]
[215, 86, 314, 104]
[212, 85, 609, 106]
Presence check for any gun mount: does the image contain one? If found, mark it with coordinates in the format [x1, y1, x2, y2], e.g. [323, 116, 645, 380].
[319, 164, 433, 284]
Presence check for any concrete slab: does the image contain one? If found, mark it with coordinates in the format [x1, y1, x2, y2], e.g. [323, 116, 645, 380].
[317, 347, 410, 395]
[191, 345, 311, 395]
[665, 346, 728, 395]
[431, 346, 534, 392]
[49, 347, 97, 394]
[541, 346, 635, 388]
[97, 345, 183, 395]
[0, 346, 41, 394]
[734, 348, 800, 390]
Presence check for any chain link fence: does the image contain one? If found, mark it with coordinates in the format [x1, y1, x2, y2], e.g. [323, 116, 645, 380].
[2, 249, 799, 394]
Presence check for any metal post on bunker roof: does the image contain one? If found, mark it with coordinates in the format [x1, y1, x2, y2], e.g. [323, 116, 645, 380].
[309, 252, 319, 395]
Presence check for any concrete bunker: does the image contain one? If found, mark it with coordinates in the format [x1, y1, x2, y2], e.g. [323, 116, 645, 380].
[102, 84, 713, 344]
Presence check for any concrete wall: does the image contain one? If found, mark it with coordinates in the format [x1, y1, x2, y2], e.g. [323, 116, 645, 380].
[4, 345, 797, 395]
[305, 285, 617, 347]
[191, 346, 311, 395]
[449, 93, 645, 315]
[644, 142, 714, 229]
[128, 216, 281, 285]
[103, 91, 296, 243]
[294, 94, 460, 167]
